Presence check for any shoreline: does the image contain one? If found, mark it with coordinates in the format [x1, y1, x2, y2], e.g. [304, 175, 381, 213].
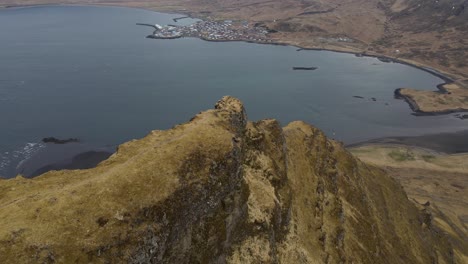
[156, 32, 460, 94]
[12, 142, 115, 178]
[347, 130, 468, 154]
[192, 38, 468, 116]
[3, 4, 463, 97]
[8, 130, 468, 179]
[393, 88, 468, 116]
[1, 4, 467, 178]
[133, 6, 467, 117]
[394, 85, 468, 116]
[186, 38, 464, 117]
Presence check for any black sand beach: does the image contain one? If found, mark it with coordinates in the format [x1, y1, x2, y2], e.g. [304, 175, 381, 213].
[15, 142, 114, 178]
[348, 130, 468, 154]
[10, 129, 467, 179]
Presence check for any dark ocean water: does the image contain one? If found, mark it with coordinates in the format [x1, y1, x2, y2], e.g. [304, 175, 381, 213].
[0, 5, 466, 177]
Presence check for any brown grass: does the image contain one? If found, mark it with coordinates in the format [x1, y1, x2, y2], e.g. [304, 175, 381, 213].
[350, 144, 468, 263]
[399, 83, 468, 113]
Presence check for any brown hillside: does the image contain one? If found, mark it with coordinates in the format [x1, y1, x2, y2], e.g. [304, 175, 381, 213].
[0, 97, 458, 263]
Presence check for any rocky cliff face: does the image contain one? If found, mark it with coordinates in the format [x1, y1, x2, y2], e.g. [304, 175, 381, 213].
[0, 97, 456, 263]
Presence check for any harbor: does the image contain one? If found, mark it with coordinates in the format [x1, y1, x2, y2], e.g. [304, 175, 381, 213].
[137, 20, 272, 43]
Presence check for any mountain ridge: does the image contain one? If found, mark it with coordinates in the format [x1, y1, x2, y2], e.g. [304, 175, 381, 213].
[0, 97, 460, 263]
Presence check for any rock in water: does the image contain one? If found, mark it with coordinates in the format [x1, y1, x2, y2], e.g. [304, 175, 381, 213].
[292, 66, 318, 70]
[0, 97, 455, 263]
[42, 137, 79, 144]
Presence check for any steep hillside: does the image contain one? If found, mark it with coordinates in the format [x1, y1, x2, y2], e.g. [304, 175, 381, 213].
[351, 144, 468, 263]
[0, 97, 459, 263]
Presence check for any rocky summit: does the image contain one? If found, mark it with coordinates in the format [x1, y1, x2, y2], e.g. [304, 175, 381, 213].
[0, 97, 456, 263]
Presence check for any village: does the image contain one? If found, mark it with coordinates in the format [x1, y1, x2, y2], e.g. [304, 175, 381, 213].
[146, 20, 272, 43]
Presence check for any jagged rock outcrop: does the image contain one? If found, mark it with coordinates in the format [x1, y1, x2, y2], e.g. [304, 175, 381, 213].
[0, 97, 456, 263]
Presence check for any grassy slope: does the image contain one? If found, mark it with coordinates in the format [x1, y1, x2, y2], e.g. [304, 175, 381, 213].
[0, 99, 238, 262]
[0, 97, 458, 263]
[351, 144, 468, 263]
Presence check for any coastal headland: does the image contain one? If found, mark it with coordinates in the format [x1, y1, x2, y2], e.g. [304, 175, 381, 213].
[395, 83, 468, 115]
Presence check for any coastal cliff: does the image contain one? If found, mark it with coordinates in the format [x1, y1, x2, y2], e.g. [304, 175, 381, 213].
[0, 97, 457, 263]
